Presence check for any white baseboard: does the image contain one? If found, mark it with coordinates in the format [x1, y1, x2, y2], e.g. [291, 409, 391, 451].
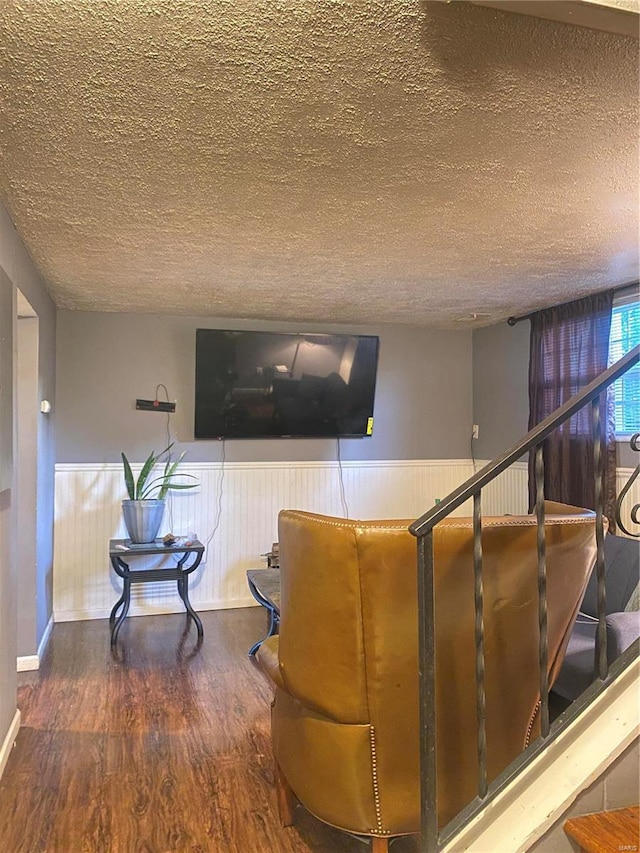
[37, 614, 54, 660]
[54, 596, 257, 623]
[0, 709, 21, 782]
[16, 614, 54, 671]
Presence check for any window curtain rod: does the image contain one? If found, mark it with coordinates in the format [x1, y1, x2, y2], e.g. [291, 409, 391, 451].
[507, 281, 639, 326]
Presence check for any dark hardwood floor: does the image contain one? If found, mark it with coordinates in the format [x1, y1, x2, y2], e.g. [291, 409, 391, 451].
[0, 608, 419, 852]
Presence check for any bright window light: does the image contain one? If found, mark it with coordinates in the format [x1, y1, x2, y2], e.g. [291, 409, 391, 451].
[609, 300, 640, 435]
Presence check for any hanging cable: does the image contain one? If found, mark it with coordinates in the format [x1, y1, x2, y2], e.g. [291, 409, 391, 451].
[155, 383, 172, 451]
[336, 437, 350, 518]
[471, 426, 478, 474]
[206, 439, 226, 549]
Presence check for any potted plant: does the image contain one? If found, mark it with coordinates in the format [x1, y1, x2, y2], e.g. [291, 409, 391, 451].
[121, 444, 198, 544]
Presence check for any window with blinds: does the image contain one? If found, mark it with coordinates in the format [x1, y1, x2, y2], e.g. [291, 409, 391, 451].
[609, 299, 640, 435]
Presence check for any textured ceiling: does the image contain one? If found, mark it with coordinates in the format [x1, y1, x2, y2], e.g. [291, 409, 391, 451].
[0, 0, 638, 328]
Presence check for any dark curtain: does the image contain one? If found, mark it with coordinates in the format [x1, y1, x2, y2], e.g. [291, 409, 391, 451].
[527, 292, 616, 529]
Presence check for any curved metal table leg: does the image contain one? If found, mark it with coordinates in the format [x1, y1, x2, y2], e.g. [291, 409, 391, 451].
[109, 591, 126, 626]
[248, 603, 279, 657]
[111, 579, 131, 645]
[177, 574, 204, 639]
[246, 571, 281, 657]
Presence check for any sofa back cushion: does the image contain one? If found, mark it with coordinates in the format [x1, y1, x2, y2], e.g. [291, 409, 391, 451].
[581, 533, 640, 616]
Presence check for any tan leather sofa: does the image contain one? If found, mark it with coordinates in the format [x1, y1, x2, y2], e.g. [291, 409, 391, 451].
[256, 504, 598, 851]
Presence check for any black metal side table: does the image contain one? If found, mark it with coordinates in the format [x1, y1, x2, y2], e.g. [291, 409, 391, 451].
[109, 538, 205, 645]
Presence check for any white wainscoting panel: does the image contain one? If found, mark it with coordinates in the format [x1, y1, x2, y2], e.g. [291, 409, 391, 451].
[54, 460, 633, 623]
[54, 459, 479, 622]
[476, 460, 529, 516]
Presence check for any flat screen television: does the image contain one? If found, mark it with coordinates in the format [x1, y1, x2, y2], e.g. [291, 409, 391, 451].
[194, 329, 379, 439]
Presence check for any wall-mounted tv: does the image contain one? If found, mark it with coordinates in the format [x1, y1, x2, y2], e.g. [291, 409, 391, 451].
[195, 329, 379, 439]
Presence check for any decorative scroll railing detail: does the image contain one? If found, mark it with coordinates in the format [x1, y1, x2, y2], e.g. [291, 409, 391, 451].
[615, 433, 640, 538]
[410, 345, 640, 853]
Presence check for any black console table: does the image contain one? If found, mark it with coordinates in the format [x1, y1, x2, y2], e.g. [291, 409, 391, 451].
[109, 538, 205, 645]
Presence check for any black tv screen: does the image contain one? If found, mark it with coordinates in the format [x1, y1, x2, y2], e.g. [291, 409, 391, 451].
[195, 329, 379, 439]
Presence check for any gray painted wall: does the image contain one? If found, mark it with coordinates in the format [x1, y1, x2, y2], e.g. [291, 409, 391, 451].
[472, 320, 637, 467]
[16, 318, 39, 657]
[56, 311, 473, 464]
[0, 201, 56, 727]
[0, 271, 11, 494]
[0, 270, 16, 749]
[472, 320, 529, 460]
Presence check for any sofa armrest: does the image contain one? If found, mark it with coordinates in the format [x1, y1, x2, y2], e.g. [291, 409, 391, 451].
[606, 611, 640, 664]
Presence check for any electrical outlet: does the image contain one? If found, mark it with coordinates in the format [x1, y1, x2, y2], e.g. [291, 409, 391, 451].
[472, 424, 479, 439]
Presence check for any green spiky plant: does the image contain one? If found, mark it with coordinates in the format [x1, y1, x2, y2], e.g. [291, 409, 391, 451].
[121, 443, 198, 500]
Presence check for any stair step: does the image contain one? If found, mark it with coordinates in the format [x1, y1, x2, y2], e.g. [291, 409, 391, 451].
[563, 806, 639, 852]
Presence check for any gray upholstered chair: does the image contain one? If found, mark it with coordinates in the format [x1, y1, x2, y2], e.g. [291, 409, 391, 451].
[552, 533, 640, 703]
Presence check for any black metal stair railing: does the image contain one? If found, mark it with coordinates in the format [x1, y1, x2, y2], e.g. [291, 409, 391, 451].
[409, 344, 640, 853]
